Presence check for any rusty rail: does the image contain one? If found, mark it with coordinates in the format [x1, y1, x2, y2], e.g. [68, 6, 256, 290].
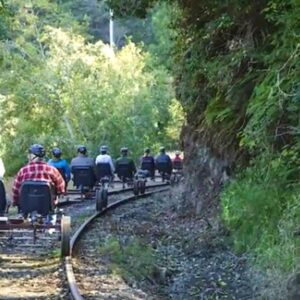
[66, 183, 169, 300]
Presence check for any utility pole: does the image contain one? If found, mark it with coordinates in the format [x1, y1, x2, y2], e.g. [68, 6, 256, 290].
[109, 9, 114, 48]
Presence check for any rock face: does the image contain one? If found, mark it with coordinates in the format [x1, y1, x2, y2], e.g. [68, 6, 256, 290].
[181, 124, 231, 218]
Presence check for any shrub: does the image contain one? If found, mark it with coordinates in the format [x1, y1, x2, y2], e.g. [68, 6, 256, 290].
[222, 152, 299, 271]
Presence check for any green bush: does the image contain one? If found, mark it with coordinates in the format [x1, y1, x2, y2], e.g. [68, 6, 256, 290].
[222, 153, 299, 271]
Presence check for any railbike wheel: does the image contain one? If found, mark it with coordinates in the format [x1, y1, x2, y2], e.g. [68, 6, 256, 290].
[61, 215, 71, 257]
[170, 174, 175, 186]
[139, 180, 146, 194]
[133, 181, 139, 196]
[101, 188, 108, 208]
[170, 174, 179, 185]
[96, 188, 102, 211]
[0, 181, 7, 215]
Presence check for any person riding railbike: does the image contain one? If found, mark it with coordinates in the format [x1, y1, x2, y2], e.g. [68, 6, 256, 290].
[140, 148, 155, 180]
[172, 151, 183, 172]
[12, 144, 65, 210]
[48, 147, 71, 187]
[70, 145, 96, 194]
[155, 146, 173, 181]
[95, 145, 115, 184]
[115, 147, 136, 185]
[70, 145, 95, 169]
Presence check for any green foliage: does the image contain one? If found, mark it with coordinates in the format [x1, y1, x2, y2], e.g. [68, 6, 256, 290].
[238, 0, 300, 151]
[46, 247, 61, 258]
[165, 98, 185, 147]
[64, 0, 155, 46]
[141, 0, 300, 289]
[0, 0, 183, 174]
[98, 235, 155, 280]
[220, 1, 300, 276]
[147, 2, 178, 69]
[105, 0, 158, 18]
[222, 151, 299, 271]
[0, 0, 12, 40]
[204, 95, 234, 126]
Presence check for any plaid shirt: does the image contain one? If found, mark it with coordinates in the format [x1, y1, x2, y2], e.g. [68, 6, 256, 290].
[12, 161, 65, 205]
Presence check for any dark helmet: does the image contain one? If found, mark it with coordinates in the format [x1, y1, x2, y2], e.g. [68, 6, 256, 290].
[144, 147, 150, 154]
[159, 146, 165, 153]
[29, 144, 45, 158]
[52, 147, 62, 158]
[77, 145, 87, 155]
[121, 147, 128, 154]
[99, 145, 108, 154]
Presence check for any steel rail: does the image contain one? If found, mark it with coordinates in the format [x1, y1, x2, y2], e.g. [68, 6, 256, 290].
[59, 182, 168, 206]
[66, 184, 169, 300]
[67, 176, 164, 194]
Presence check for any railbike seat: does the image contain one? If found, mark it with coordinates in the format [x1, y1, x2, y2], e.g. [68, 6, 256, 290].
[172, 161, 183, 170]
[156, 161, 172, 174]
[141, 161, 154, 171]
[19, 181, 55, 215]
[96, 163, 112, 182]
[0, 180, 7, 215]
[117, 163, 133, 182]
[72, 166, 96, 189]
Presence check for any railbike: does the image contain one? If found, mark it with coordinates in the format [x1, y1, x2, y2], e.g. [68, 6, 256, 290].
[0, 181, 71, 257]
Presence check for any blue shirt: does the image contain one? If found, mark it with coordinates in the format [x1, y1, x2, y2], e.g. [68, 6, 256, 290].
[48, 159, 71, 181]
[155, 154, 172, 164]
[155, 154, 173, 173]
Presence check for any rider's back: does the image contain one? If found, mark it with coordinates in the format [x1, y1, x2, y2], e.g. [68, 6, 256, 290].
[71, 155, 94, 168]
[115, 156, 136, 177]
[155, 153, 172, 173]
[156, 153, 171, 164]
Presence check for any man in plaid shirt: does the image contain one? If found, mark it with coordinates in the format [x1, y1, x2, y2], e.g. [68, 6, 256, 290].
[12, 144, 65, 207]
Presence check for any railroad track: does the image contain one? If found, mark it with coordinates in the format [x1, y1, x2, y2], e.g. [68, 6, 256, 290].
[65, 183, 169, 300]
[0, 181, 169, 299]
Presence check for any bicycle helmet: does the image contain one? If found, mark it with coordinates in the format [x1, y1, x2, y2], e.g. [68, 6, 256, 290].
[29, 144, 45, 158]
[159, 146, 165, 153]
[52, 147, 62, 158]
[175, 151, 180, 156]
[144, 148, 150, 154]
[99, 145, 108, 154]
[121, 147, 128, 155]
[77, 145, 87, 155]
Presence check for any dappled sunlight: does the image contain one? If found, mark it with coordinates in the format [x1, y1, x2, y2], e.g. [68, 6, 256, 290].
[0, 254, 64, 299]
[100, 43, 115, 60]
[1, 16, 180, 169]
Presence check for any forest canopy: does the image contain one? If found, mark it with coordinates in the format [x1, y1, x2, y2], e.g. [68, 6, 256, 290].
[0, 0, 183, 173]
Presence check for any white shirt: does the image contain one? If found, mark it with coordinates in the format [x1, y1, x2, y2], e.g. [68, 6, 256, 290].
[0, 158, 5, 180]
[95, 154, 115, 173]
